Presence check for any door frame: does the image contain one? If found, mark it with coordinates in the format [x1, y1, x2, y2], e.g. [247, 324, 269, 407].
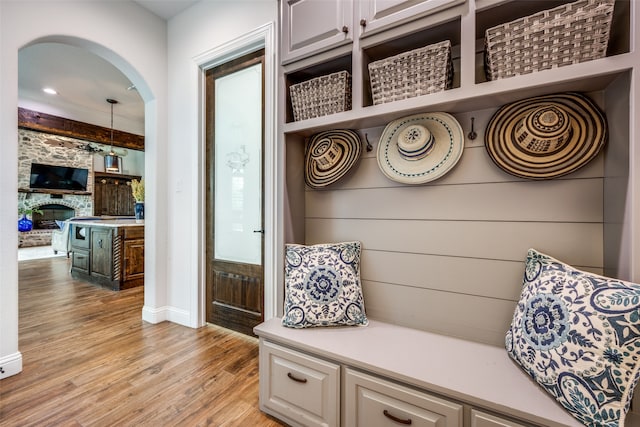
[195, 22, 278, 327]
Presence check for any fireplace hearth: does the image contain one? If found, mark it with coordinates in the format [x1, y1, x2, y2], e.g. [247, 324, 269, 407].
[32, 204, 75, 229]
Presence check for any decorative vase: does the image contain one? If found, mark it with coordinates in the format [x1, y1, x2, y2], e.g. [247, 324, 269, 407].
[18, 214, 33, 232]
[135, 202, 145, 220]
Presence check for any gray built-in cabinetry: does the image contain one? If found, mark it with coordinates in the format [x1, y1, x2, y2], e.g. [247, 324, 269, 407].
[256, 318, 571, 426]
[267, 0, 639, 424]
[278, 0, 633, 350]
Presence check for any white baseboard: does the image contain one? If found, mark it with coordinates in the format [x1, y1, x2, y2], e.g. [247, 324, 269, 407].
[142, 304, 167, 323]
[0, 352, 23, 380]
[142, 305, 192, 327]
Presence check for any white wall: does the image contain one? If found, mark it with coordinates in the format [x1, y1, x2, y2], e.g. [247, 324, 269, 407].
[0, 0, 168, 379]
[1, 0, 278, 379]
[164, 0, 278, 327]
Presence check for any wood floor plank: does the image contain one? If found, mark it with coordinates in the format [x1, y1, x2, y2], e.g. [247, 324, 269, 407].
[0, 257, 283, 427]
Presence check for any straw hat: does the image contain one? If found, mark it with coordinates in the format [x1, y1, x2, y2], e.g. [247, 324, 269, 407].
[485, 92, 607, 180]
[305, 130, 362, 189]
[377, 112, 464, 184]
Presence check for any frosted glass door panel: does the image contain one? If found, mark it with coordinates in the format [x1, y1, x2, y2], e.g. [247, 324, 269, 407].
[214, 63, 262, 265]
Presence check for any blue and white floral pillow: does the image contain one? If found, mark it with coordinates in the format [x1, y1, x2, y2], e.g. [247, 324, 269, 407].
[506, 249, 640, 427]
[282, 241, 368, 328]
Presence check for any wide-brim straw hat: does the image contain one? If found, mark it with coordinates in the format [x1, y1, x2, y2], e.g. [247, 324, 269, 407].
[485, 92, 607, 180]
[305, 129, 362, 189]
[377, 112, 464, 184]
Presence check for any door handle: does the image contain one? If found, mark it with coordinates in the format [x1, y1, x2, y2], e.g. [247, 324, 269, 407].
[253, 229, 264, 234]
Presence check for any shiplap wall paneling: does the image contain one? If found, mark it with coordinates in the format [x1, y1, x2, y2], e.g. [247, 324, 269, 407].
[359, 250, 603, 300]
[305, 218, 603, 267]
[302, 106, 606, 346]
[306, 179, 603, 222]
[362, 280, 517, 347]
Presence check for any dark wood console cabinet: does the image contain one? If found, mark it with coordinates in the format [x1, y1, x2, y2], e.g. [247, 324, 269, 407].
[93, 172, 141, 216]
[70, 220, 144, 290]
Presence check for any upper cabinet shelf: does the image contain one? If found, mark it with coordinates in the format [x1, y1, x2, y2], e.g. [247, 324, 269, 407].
[280, 0, 631, 133]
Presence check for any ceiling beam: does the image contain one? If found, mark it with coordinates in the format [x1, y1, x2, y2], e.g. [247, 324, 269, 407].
[18, 107, 144, 151]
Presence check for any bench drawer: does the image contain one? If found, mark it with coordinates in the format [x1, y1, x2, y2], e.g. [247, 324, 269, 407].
[344, 367, 462, 427]
[470, 409, 527, 427]
[259, 340, 340, 427]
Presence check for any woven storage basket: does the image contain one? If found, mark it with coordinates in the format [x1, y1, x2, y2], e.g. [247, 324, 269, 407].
[485, 0, 615, 81]
[289, 71, 351, 121]
[368, 40, 453, 105]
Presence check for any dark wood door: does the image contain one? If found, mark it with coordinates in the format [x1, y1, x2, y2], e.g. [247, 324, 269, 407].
[205, 49, 265, 336]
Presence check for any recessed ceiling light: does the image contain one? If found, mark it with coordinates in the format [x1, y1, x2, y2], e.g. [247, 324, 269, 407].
[43, 87, 57, 95]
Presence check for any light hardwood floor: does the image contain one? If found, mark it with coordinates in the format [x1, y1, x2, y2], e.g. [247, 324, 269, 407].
[1, 256, 284, 426]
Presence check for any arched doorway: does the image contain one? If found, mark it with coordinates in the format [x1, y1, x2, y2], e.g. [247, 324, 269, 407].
[1, 28, 163, 379]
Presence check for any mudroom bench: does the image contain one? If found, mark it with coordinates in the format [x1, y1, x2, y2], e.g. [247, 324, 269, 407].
[255, 318, 619, 427]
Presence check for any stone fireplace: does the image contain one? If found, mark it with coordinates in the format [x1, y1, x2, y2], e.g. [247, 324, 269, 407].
[18, 193, 93, 248]
[32, 204, 75, 229]
[18, 129, 94, 248]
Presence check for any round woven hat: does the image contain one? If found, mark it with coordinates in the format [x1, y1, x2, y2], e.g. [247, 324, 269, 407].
[305, 129, 362, 189]
[377, 112, 464, 184]
[485, 92, 607, 180]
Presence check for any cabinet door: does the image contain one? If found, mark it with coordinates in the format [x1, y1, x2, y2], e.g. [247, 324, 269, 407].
[94, 178, 118, 216]
[116, 183, 135, 216]
[259, 340, 340, 427]
[281, 0, 353, 64]
[90, 228, 113, 280]
[94, 179, 107, 215]
[71, 249, 90, 275]
[344, 368, 462, 427]
[123, 239, 144, 281]
[102, 181, 119, 216]
[359, 0, 463, 37]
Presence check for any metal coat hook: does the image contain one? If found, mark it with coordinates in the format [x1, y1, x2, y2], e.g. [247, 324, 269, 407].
[468, 117, 477, 140]
[364, 133, 373, 152]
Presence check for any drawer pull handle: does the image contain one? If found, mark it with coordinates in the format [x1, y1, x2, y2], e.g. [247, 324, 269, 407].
[287, 372, 307, 383]
[383, 410, 412, 425]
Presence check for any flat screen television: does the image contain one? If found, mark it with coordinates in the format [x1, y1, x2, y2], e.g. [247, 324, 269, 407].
[29, 163, 89, 191]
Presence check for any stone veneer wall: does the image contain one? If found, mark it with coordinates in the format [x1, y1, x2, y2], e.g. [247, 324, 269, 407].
[18, 129, 94, 247]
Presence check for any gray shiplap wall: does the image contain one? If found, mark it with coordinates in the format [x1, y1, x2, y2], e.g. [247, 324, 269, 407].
[299, 105, 605, 347]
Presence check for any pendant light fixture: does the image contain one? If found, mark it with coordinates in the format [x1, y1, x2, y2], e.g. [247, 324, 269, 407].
[104, 98, 121, 173]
